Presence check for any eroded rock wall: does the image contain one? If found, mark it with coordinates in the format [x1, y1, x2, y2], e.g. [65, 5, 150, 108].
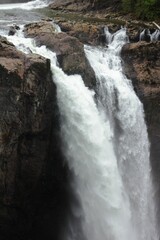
[0, 36, 68, 240]
[0, 19, 98, 239]
[24, 21, 96, 87]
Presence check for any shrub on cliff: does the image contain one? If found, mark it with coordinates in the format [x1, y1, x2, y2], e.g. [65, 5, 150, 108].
[122, 0, 160, 20]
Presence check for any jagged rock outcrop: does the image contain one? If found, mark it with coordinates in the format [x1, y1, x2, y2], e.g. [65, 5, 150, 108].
[8, 25, 20, 36]
[0, 20, 98, 240]
[122, 41, 160, 87]
[23, 21, 56, 36]
[55, 17, 143, 45]
[24, 21, 96, 87]
[122, 41, 160, 137]
[0, 36, 68, 240]
[56, 19, 144, 45]
[122, 41, 160, 219]
[55, 20, 106, 45]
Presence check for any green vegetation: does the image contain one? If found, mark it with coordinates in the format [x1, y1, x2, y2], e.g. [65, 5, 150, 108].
[122, 0, 160, 20]
[86, 0, 160, 20]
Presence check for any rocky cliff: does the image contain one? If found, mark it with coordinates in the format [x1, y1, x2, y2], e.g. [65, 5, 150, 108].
[0, 21, 97, 240]
[0, 35, 69, 240]
[24, 21, 96, 87]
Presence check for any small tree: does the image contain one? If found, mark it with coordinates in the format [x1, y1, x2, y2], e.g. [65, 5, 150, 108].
[135, 0, 156, 19]
[122, 0, 159, 20]
[122, 0, 136, 12]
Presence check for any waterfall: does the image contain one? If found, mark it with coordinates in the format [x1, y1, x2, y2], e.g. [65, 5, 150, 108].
[85, 27, 158, 240]
[139, 28, 160, 41]
[139, 29, 145, 41]
[151, 29, 160, 41]
[2, 25, 158, 240]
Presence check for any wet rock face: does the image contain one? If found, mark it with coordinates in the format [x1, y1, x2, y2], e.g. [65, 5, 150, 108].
[121, 41, 160, 144]
[0, 36, 67, 240]
[121, 41, 160, 132]
[122, 41, 160, 219]
[24, 21, 56, 36]
[8, 25, 20, 36]
[0, 36, 52, 202]
[122, 41, 160, 86]
[0, 20, 97, 240]
[57, 21, 105, 46]
[24, 21, 96, 88]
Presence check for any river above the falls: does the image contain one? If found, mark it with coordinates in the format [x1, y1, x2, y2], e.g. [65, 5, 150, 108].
[0, 0, 52, 33]
[0, 0, 31, 3]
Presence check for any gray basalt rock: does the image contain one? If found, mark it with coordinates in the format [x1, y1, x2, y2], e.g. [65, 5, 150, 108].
[122, 41, 160, 87]
[57, 21, 105, 46]
[24, 21, 96, 88]
[24, 21, 56, 36]
[8, 25, 20, 36]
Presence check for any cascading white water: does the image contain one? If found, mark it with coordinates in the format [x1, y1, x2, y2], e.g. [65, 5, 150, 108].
[1, 25, 158, 240]
[139, 29, 146, 41]
[85, 27, 158, 240]
[139, 28, 160, 41]
[151, 29, 160, 41]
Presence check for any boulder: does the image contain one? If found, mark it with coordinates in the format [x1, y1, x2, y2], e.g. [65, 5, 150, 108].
[57, 20, 105, 45]
[122, 41, 160, 86]
[8, 25, 20, 36]
[0, 36, 68, 240]
[24, 21, 56, 36]
[24, 21, 96, 88]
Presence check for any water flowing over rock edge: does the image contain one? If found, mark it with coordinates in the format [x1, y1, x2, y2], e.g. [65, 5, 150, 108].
[0, 3, 159, 240]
